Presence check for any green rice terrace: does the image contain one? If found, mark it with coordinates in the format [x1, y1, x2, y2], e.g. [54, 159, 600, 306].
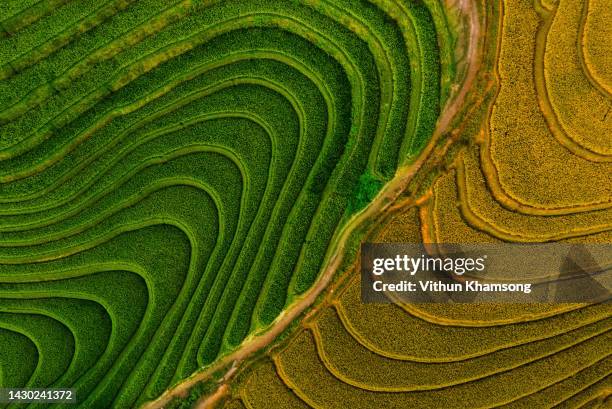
[0, 0, 456, 407]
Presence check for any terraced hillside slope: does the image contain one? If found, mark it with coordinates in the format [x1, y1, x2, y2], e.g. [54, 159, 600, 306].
[217, 0, 612, 408]
[0, 0, 456, 408]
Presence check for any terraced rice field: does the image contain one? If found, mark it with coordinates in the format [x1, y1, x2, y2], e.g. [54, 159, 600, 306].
[235, 282, 611, 408]
[0, 0, 455, 408]
[221, 0, 612, 408]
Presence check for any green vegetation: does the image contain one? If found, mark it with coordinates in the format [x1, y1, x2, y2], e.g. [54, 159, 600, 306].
[0, 0, 450, 407]
[348, 170, 384, 213]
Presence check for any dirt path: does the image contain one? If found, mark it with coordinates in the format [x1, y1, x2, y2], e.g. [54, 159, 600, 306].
[193, 384, 229, 409]
[140, 2, 483, 408]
